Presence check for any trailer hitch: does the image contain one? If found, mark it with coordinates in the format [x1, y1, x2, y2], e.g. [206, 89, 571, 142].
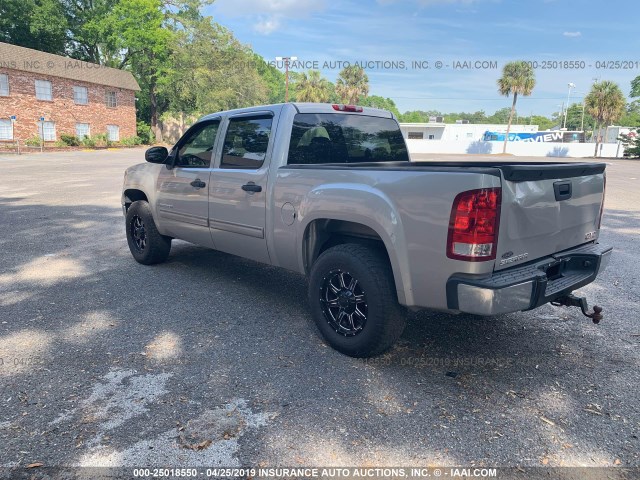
[551, 294, 603, 324]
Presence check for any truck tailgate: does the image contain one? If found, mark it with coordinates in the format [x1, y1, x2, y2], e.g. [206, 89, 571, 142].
[495, 163, 606, 271]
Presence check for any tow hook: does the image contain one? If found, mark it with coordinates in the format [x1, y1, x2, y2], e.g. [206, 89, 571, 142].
[552, 294, 603, 324]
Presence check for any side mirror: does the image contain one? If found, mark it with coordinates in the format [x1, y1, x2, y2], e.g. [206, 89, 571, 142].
[145, 146, 168, 164]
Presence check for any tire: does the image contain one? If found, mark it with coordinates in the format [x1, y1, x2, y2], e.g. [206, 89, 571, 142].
[308, 243, 407, 357]
[125, 200, 171, 265]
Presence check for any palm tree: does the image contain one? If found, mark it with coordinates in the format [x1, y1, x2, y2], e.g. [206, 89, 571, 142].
[497, 61, 536, 153]
[585, 80, 626, 157]
[336, 65, 369, 104]
[295, 70, 332, 103]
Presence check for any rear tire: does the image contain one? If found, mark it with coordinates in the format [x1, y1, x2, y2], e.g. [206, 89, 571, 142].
[308, 244, 407, 357]
[126, 200, 171, 265]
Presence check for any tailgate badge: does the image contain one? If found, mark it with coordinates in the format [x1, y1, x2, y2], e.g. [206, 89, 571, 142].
[499, 252, 529, 266]
[585, 231, 597, 241]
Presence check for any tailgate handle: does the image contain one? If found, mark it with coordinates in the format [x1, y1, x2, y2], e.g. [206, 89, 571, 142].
[553, 181, 572, 201]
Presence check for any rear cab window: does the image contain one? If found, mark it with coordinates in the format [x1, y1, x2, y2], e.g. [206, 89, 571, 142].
[287, 113, 409, 165]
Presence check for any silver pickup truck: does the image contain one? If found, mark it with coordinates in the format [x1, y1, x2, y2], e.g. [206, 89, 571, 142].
[122, 103, 611, 357]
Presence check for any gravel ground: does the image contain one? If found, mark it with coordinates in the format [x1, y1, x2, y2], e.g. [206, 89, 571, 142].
[0, 149, 638, 477]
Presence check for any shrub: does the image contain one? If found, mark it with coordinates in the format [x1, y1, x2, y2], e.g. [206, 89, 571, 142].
[60, 134, 80, 146]
[92, 133, 109, 148]
[136, 121, 153, 144]
[120, 136, 142, 146]
[619, 129, 640, 158]
[24, 136, 42, 147]
[81, 136, 96, 148]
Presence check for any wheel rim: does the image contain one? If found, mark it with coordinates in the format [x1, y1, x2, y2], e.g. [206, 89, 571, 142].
[130, 215, 147, 252]
[320, 269, 368, 337]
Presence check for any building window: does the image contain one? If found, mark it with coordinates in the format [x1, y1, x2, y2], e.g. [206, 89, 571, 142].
[73, 86, 88, 105]
[35, 80, 53, 101]
[428, 134, 435, 140]
[0, 74, 9, 96]
[107, 125, 119, 141]
[0, 119, 13, 140]
[41, 121, 56, 141]
[76, 123, 90, 138]
[408, 132, 424, 140]
[105, 91, 117, 108]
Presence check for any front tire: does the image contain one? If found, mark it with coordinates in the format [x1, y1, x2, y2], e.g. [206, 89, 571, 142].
[308, 244, 407, 357]
[125, 200, 171, 265]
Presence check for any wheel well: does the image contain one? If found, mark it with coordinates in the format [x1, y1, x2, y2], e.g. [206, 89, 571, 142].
[123, 189, 148, 210]
[303, 219, 391, 274]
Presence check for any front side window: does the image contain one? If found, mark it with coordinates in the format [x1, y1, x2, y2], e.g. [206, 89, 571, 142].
[105, 91, 117, 107]
[175, 121, 220, 168]
[0, 74, 9, 96]
[0, 119, 13, 140]
[76, 123, 90, 138]
[287, 113, 409, 165]
[35, 80, 52, 100]
[221, 116, 273, 169]
[73, 86, 88, 105]
[106, 125, 119, 141]
[41, 121, 56, 141]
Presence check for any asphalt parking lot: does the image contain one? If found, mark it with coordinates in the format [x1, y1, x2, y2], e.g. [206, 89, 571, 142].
[0, 149, 638, 474]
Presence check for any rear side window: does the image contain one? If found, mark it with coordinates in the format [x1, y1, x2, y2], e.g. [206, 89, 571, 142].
[287, 113, 409, 165]
[221, 116, 273, 169]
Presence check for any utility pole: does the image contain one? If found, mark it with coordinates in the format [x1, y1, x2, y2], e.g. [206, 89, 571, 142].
[276, 56, 297, 102]
[563, 82, 575, 129]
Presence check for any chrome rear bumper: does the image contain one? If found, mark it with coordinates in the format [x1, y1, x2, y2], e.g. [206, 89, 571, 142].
[447, 243, 612, 316]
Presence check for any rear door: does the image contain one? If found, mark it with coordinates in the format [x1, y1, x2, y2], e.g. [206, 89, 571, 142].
[208, 112, 276, 264]
[494, 163, 606, 271]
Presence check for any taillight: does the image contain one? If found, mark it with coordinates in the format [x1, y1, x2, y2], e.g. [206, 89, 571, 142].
[447, 188, 501, 261]
[332, 104, 363, 112]
[597, 174, 606, 230]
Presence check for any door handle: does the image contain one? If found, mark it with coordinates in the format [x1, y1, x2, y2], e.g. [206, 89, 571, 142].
[241, 183, 262, 193]
[190, 179, 206, 189]
[553, 181, 572, 201]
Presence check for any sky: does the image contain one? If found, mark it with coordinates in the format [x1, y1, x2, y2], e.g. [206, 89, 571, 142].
[205, 0, 640, 116]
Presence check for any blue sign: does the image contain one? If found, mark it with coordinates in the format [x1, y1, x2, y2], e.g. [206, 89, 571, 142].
[40, 117, 45, 121]
[10, 115, 16, 120]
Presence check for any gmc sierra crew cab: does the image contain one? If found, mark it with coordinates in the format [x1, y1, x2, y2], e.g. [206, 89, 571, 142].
[122, 103, 611, 357]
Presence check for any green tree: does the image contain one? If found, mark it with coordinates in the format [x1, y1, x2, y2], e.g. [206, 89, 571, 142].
[335, 65, 369, 104]
[528, 115, 555, 131]
[585, 80, 626, 156]
[619, 100, 640, 127]
[497, 61, 536, 153]
[162, 19, 268, 117]
[295, 70, 332, 103]
[631, 76, 640, 98]
[486, 107, 513, 124]
[0, 0, 68, 54]
[360, 96, 401, 117]
[562, 102, 596, 131]
[253, 54, 286, 104]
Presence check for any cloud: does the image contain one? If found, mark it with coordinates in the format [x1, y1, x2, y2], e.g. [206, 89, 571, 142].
[254, 16, 281, 35]
[563, 31, 582, 37]
[214, 0, 326, 35]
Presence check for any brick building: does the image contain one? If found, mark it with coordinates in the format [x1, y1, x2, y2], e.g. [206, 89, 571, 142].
[0, 42, 140, 143]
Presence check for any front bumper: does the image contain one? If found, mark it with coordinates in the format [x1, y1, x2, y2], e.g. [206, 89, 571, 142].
[447, 243, 612, 316]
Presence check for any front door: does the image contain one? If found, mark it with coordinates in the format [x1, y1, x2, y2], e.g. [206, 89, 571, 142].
[209, 113, 274, 264]
[156, 120, 220, 247]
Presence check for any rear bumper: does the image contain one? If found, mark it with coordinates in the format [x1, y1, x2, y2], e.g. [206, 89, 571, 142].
[447, 243, 612, 316]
